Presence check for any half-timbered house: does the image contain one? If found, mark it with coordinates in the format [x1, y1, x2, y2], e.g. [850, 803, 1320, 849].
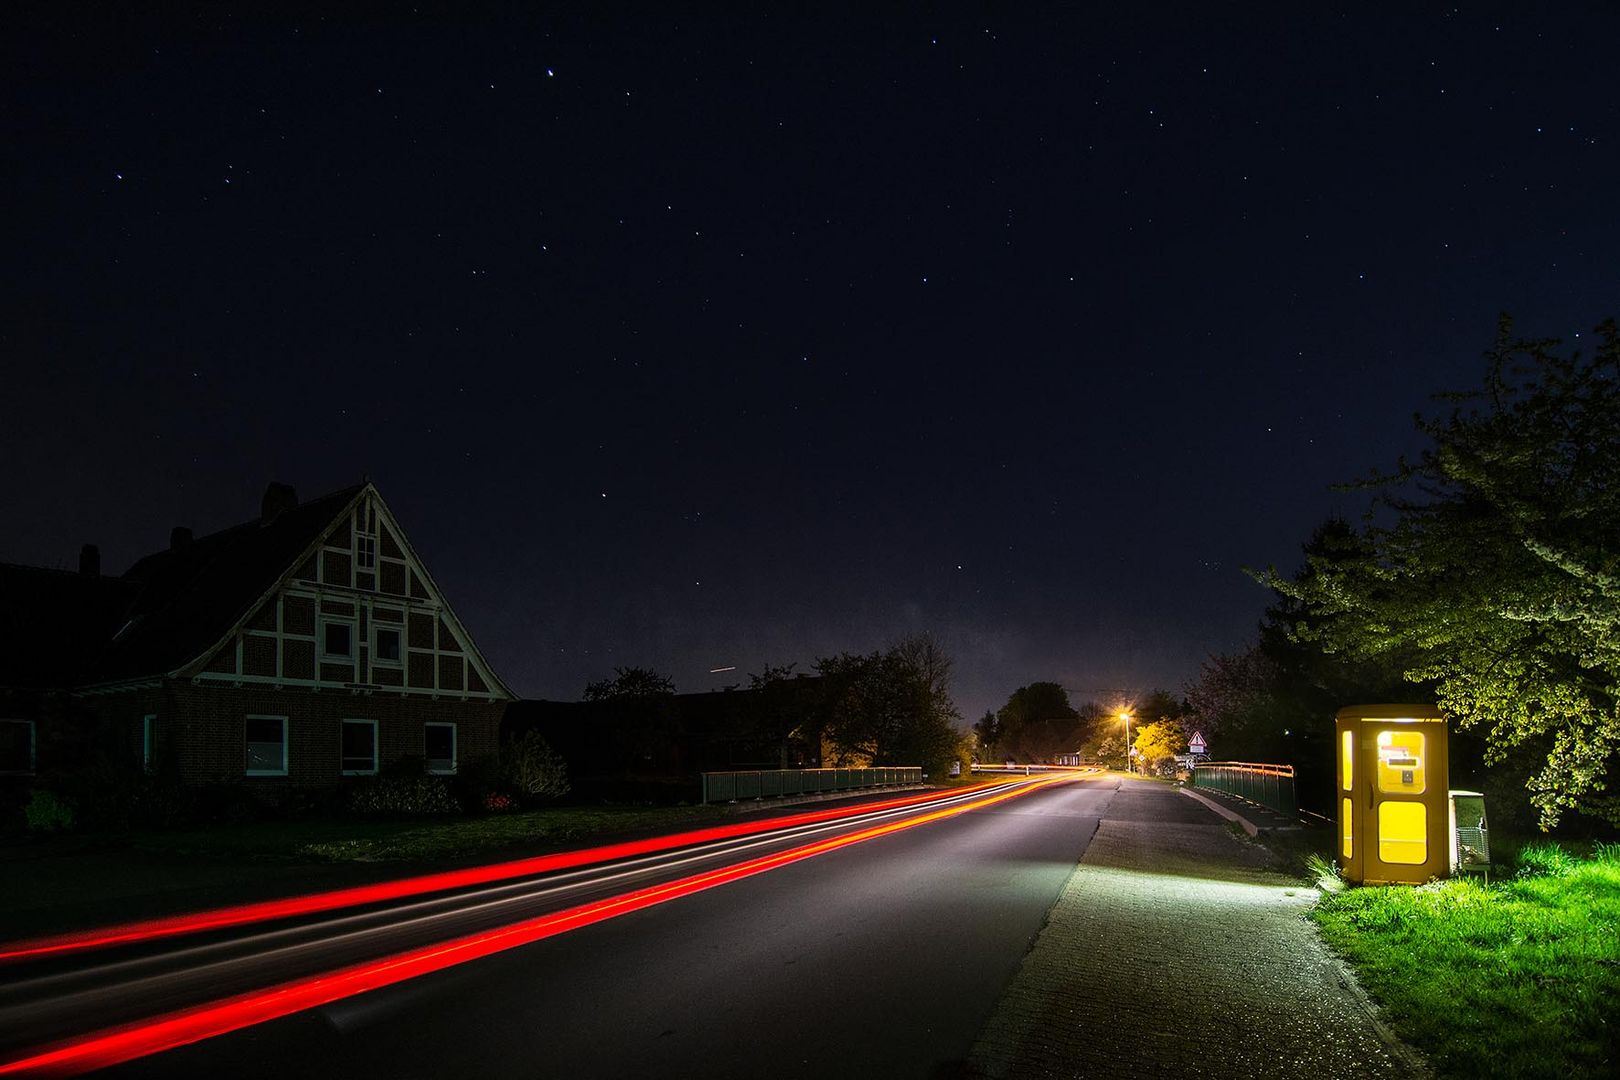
[0, 481, 513, 791]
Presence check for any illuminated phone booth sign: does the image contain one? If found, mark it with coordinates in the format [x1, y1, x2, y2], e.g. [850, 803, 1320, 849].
[1334, 705, 1449, 885]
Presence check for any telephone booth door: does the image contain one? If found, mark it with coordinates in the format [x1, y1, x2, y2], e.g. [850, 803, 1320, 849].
[1335, 705, 1449, 885]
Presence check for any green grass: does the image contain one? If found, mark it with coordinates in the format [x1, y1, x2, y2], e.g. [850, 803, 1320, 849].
[0, 804, 732, 939]
[1312, 842, 1620, 1079]
[135, 804, 728, 863]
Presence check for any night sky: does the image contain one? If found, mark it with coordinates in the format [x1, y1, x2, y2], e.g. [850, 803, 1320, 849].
[5, 5, 1617, 722]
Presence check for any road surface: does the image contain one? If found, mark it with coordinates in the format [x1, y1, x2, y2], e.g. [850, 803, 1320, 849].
[4, 776, 1117, 1078]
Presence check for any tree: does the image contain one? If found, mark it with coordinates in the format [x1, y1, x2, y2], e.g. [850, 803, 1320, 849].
[972, 710, 999, 756]
[740, 662, 819, 767]
[815, 634, 963, 777]
[1267, 316, 1620, 827]
[1132, 720, 1186, 774]
[994, 682, 1080, 762]
[1086, 732, 1125, 771]
[1185, 521, 1413, 813]
[583, 666, 676, 701]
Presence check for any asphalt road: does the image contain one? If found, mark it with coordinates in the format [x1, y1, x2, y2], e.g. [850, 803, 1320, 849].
[100, 777, 1115, 1079]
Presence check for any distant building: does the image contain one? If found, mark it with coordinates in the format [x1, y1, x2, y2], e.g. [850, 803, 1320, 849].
[503, 678, 827, 801]
[0, 481, 512, 792]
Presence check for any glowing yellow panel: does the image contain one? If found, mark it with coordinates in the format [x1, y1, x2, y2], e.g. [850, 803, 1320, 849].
[1376, 730, 1426, 794]
[1341, 797, 1353, 859]
[1341, 730, 1353, 791]
[1378, 800, 1426, 864]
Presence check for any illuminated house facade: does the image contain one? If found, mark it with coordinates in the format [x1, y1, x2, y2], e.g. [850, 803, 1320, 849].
[0, 482, 512, 790]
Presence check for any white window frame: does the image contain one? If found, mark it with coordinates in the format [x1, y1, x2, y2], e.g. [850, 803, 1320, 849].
[320, 617, 357, 660]
[142, 714, 156, 773]
[341, 718, 379, 776]
[245, 714, 289, 777]
[425, 722, 457, 775]
[357, 534, 377, 570]
[372, 624, 403, 667]
[0, 719, 35, 775]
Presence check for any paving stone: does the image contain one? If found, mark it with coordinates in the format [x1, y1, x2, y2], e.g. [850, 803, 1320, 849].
[964, 781, 1423, 1080]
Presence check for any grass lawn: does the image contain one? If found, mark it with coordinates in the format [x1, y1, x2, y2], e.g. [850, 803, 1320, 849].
[0, 804, 727, 939]
[1312, 843, 1620, 1079]
[138, 803, 727, 862]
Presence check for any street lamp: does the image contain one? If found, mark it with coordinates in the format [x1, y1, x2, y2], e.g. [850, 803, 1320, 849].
[1118, 711, 1132, 775]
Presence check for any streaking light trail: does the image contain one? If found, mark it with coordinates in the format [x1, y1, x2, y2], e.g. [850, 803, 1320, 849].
[0, 782, 999, 965]
[0, 774, 1075, 1077]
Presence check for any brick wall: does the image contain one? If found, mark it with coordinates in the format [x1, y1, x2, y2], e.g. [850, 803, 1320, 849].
[150, 680, 502, 788]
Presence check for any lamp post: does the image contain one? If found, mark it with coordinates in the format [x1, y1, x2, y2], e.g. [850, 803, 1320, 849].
[1118, 711, 1132, 775]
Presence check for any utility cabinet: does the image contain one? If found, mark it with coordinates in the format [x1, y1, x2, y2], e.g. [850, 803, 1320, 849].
[1335, 705, 1450, 884]
[1449, 790, 1491, 874]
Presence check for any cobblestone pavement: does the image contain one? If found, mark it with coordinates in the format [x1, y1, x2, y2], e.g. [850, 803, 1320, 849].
[964, 779, 1423, 1080]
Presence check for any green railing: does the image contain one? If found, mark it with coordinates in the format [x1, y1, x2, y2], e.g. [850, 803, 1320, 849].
[700, 767, 922, 804]
[1192, 761, 1297, 818]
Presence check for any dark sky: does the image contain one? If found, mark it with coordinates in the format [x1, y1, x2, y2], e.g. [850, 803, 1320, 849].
[4, 5, 1617, 722]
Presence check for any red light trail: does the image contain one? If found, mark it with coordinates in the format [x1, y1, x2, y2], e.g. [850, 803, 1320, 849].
[0, 774, 1074, 1077]
[0, 781, 996, 965]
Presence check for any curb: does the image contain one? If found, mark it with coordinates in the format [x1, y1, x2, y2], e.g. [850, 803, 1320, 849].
[1179, 786, 1261, 836]
[1328, 953, 1435, 1079]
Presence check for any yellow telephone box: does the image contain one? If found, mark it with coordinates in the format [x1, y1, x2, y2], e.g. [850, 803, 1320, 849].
[1335, 705, 1449, 884]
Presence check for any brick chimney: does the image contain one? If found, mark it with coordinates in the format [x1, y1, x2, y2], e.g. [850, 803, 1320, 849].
[261, 482, 299, 523]
[79, 543, 100, 577]
[170, 526, 193, 553]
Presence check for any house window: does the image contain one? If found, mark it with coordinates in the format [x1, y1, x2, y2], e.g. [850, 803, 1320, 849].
[246, 715, 288, 776]
[425, 723, 457, 775]
[142, 714, 156, 773]
[322, 619, 355, 659]
[0, 720, 35, 774]
[341, 719, 378, 775]
[374, 625, 402, 665]
[357, 535, 377, 569]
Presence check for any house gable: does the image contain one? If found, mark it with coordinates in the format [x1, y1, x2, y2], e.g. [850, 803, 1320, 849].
[180, 485, 513, 702]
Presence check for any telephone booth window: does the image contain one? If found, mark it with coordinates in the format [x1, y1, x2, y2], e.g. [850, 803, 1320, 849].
[1376, 730, 1426, 794]
[1378, 801, 1427, 864]
[1341, 797, 1353, 859]
[1341, 731, 1354, 791]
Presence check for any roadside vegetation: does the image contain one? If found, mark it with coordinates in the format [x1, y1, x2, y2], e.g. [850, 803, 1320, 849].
[1312, 843, 1620, 1079]
[0, 803, 729, 941]
[136, 802, 726, 863]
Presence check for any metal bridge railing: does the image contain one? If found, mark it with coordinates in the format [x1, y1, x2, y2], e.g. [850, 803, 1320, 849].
[700, 767, 922, 804]
[1191, 761, 1297, 818]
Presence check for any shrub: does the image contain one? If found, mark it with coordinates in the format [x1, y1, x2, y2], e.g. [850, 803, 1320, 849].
[53, 759, 193, 831]
[190, 783, 277, 825]
[1515, 842, 1579, 878]
[24, 789, 75, 833]
[346, 776, 460, 816]
[500, 732, 570, 803]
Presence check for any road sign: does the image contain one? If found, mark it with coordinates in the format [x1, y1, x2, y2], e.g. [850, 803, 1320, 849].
[1188, 730, 1207, 755]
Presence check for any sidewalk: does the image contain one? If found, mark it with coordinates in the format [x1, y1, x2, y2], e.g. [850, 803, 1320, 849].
[964, 779, 1425, 1079]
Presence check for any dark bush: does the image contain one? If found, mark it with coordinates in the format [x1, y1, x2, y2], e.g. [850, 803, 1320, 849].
[346, 776, 460, 816]
[189, 783, 277, 826]
[54, 761, 192, 831]
[500, 732, 570, 804]
[450, 752, 501, 812]
[24, 789, 75, 833]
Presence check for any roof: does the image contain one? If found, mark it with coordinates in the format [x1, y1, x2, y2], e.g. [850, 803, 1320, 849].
[0, 563, 136, 687]
[95, 484, 365, 682]
[0, 484, 363, 688]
